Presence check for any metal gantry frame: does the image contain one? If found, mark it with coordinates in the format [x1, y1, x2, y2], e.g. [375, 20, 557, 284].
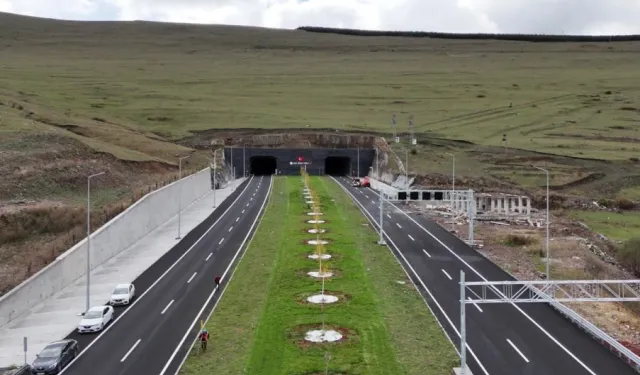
[458, 271, 640, 375]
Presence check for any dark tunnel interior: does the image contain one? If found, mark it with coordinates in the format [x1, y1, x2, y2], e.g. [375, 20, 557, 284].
[325, 156, 351, 176]
[250, 156, 277, 175]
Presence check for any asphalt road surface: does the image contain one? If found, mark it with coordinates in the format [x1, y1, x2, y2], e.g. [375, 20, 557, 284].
[334, 176, 635, 375]
[58, 175, 272, 375]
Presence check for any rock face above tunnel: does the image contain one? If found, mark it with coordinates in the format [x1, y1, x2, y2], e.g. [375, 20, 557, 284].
[224, 147, 375, 176]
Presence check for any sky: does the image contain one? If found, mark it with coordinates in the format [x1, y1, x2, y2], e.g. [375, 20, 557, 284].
[1, 0, 640, 35]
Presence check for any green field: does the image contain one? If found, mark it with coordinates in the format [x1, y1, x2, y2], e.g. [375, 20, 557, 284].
[568, 210, 640, 241]
[2, 12, 640, 163]
[180, 176, 457, 375]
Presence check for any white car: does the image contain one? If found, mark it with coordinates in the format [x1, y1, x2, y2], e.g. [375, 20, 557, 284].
[77, 305, 114, 333]
[110, 283, 136, 306]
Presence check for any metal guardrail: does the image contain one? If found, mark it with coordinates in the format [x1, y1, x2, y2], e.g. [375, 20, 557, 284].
[533, 287, 640, 372]
[12, 364, 31, 375]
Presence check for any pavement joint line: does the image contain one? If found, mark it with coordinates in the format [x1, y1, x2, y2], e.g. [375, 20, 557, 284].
[205, 253, 212, 262]
[120, 339, 141, 362]
[56, 176, 256, 375]
[468, 297, 483, 313]
[331, 176, 490, 375]
[422, 249, 431, 258]
[507, 339, 530, 363]
[366, 185, 597, 375]
[187, 272, 197, 284]
[408, 234, 415, 241]
[163, 176, 274, 375]
[218, 238, 224, 245]
[442, 269, 452, 280]
[161, 300, 174, 315]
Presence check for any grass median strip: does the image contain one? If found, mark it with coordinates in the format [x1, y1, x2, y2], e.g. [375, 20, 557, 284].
[181, 176, 457, 374]
[179, 176, 288, 375]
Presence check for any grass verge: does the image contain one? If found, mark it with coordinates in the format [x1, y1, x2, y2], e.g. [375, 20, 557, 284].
[180, 176, 457, 375]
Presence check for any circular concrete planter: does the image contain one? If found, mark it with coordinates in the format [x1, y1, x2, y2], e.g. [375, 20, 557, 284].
[307, 229, 326, 234]
[308, 271, 333, 278]
[305, 329, 343, 343]
[306, 294, 339, 304]
[306, 239, 329, 245]
[308, 254, 332, 260]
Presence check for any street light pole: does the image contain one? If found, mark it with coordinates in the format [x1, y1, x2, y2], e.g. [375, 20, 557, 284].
[86, 171, 106, 313]
[212, 161, 217, 208]
[378, 189, 386, 245]
[357, 144, 360, 178]
[534, 166, 550, 280]
[243, 144, 246, 178]
[445, 152, 455, 232]
[176, 155, 190, 240]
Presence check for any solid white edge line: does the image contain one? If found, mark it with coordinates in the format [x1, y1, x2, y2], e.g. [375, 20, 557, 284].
[164, 175, 274, 375]
[205, 253, 212, 261]
[507, 339, 530, 363]
[408, 234, 415, 241]
[365, 186, 596, 375]
[218, 238, 224, 245]
[120, 339, 141, 362]
[187, 272, 197, 284]
[468, 297, 483, 313]
[423, 249, 431, 258]
[161, 300, 175, 315]
[330, 177, 490, 375]
[442, 269, 452, 280]
[57, 176, 256, 375]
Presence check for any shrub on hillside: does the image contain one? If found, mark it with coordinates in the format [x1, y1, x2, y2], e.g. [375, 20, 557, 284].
[617, 237, 640, 276]
[615, 198, 636, 210]
[503, 234, 537, 247]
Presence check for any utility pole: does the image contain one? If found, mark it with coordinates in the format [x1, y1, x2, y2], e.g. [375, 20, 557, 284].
[534, 166, 550, 279]
[176, 156, 190, 240]
[86, 171, 106, 313]
[405, 148, 408, 182]
[392, 113, 398, 143]
[243, 144, 246, 178]
[408, 114, 415, 145]
[446, 152, 455, 231]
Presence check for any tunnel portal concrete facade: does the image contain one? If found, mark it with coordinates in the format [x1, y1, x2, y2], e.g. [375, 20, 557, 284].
[224, 147, 376, 177]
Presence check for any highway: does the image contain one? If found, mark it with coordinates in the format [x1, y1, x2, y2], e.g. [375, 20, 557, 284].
[57, 175, 272, 375]
[334, 176, 635, 375]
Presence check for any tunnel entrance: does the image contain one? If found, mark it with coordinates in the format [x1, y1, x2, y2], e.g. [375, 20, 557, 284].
[325, 156, 351, 176]
[250, 156, 277, 175]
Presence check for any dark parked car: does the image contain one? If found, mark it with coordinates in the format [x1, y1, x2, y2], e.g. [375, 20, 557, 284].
[31, 339, 78, 374]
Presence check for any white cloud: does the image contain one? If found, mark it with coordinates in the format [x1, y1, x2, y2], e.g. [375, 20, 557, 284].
[1, 0, 640, 35]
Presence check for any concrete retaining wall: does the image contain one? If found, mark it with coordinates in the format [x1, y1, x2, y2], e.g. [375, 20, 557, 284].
[0, 168, 212, 327]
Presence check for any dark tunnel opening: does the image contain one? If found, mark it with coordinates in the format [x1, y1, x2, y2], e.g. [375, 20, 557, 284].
[325, 156, 351, 176]
[250, 156, 277, 175]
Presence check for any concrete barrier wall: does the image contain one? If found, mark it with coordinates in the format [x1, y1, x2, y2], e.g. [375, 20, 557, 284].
[0, 168, 212, 327]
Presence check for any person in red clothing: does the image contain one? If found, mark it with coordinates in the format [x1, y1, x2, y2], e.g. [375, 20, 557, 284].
[214, 276, 221, 287]
[199, 328, 209, 351]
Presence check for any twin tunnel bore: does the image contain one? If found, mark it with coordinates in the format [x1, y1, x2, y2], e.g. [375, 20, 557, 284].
[248, 156, 354, 176]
